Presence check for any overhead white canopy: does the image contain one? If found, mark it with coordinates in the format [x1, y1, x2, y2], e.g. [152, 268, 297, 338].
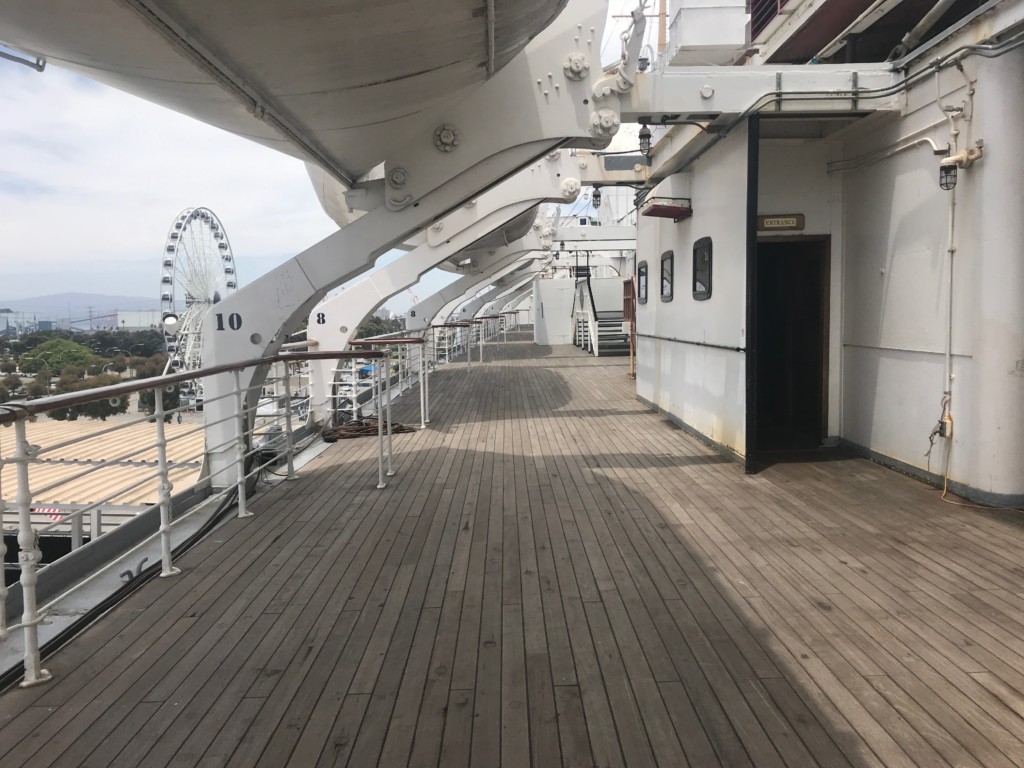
[1, 0, 569, 185]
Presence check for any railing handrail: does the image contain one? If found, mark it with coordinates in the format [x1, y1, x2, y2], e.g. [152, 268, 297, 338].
[350, 337, 425, 345]
[280, 339, 318, 350]
[0, 350, 382, 426]
[585, 275, 599, 319]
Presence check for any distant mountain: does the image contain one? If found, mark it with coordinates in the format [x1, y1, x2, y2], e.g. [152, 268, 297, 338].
[0, 292, 160, 320]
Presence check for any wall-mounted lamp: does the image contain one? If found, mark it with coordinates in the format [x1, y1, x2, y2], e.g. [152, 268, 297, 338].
[939, 161, 957, 191]
[592, 186, 602, 208]
[639, 124, 652, 157]
[938, 142, 984, 191]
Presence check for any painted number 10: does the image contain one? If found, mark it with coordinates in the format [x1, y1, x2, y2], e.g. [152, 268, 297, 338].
[215, 312, 242, 331]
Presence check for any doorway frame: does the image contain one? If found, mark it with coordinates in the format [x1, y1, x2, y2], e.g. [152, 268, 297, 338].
[751, 235, 831, 454]
[745, 115, 834, 470]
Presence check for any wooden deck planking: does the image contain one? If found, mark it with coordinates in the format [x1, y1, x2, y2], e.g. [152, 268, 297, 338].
[1, 333, 1023, 766]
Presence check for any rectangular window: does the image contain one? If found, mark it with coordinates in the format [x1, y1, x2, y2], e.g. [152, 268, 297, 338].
[637, 261, 648, 304]
[693, 237, 712, 301]
[660, 250, 674, 301]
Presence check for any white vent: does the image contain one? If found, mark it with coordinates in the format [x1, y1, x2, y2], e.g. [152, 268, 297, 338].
[667, 1, 749, 66]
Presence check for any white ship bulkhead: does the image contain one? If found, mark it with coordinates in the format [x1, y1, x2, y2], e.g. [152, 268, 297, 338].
[634, 6, 1024, 506]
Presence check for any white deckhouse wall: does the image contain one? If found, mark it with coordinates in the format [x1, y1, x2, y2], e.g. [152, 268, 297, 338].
[634, 35, 1024, 505]
[636, 126, 750, 457]
[839, 46, 1024, 505]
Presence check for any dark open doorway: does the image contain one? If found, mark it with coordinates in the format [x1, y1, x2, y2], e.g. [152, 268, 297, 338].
[754, 238, 829, 451]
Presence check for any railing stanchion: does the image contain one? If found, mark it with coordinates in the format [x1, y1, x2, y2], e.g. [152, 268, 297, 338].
[418, 345, 426, 429]
[70, 513, 83, 551]
[91, 508, 101, 541]
[479, 323, 485, 363]
[232, 370, 252, 518]
[385, 351, 394, 477]
[351, 359, 358, 421]
[154, 387, 181, 577]
[375, 360, 386, 489]
[424, 341, 432, 424]
[12, 416, 51, 686]
[281, 364, 297, 480]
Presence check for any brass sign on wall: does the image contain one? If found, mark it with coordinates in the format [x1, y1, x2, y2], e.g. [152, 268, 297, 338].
[757, 214, 805, 231]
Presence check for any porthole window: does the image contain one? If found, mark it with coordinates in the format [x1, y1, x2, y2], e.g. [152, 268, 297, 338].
[637, 261, 648, 304]
[660, 250, 674, 302]
[693, 237, 712, 301]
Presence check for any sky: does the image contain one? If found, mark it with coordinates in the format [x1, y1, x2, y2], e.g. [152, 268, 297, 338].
[0, 3, 648, 315]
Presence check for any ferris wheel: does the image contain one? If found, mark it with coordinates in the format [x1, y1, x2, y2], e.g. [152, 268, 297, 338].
[159, 207, 238, 390]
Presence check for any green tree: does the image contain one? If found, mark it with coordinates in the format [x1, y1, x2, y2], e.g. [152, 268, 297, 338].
[135, 353, 182, 422]
[26, 374, 49, 398]
[11, 329, 166, 364]
[357, 316, 403, 338]
[60, 365, 87, 381]
[19, 339, 96, 374]
[15, 329, 76, 354]
[137, 384, 182, 422]
[47, 374, 129, 421]
[133, 353, 169, 379]
[0, 360, 16, 375]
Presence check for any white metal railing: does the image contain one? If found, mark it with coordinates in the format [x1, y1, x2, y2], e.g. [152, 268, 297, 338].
[574, 306, 599, 356]
[429, 326, 462, 366]
[347, 335, 431, 431]
[329, 357, 376, 423]
[0, 348, 386, 687]
[430, 324, 471, 368]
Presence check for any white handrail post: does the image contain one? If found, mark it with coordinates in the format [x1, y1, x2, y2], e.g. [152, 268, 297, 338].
[467, 326, 473, 370]
[330, 363, 338, 424]
[154, 387, 181, 577]
[70, 513, 83, 551]
[424, 342, 432, 424]
[385, 351, 394, 477]
[281, 363, 297, 480]
[375, 359, 386, 490]
[349, 358, 356, 421]
[417, 345, 426, 429]
[91, 508, 101, 541]
[232, 370, 252, 518]
[12, 416, 51, 686]
[479, 324, 485, 363]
